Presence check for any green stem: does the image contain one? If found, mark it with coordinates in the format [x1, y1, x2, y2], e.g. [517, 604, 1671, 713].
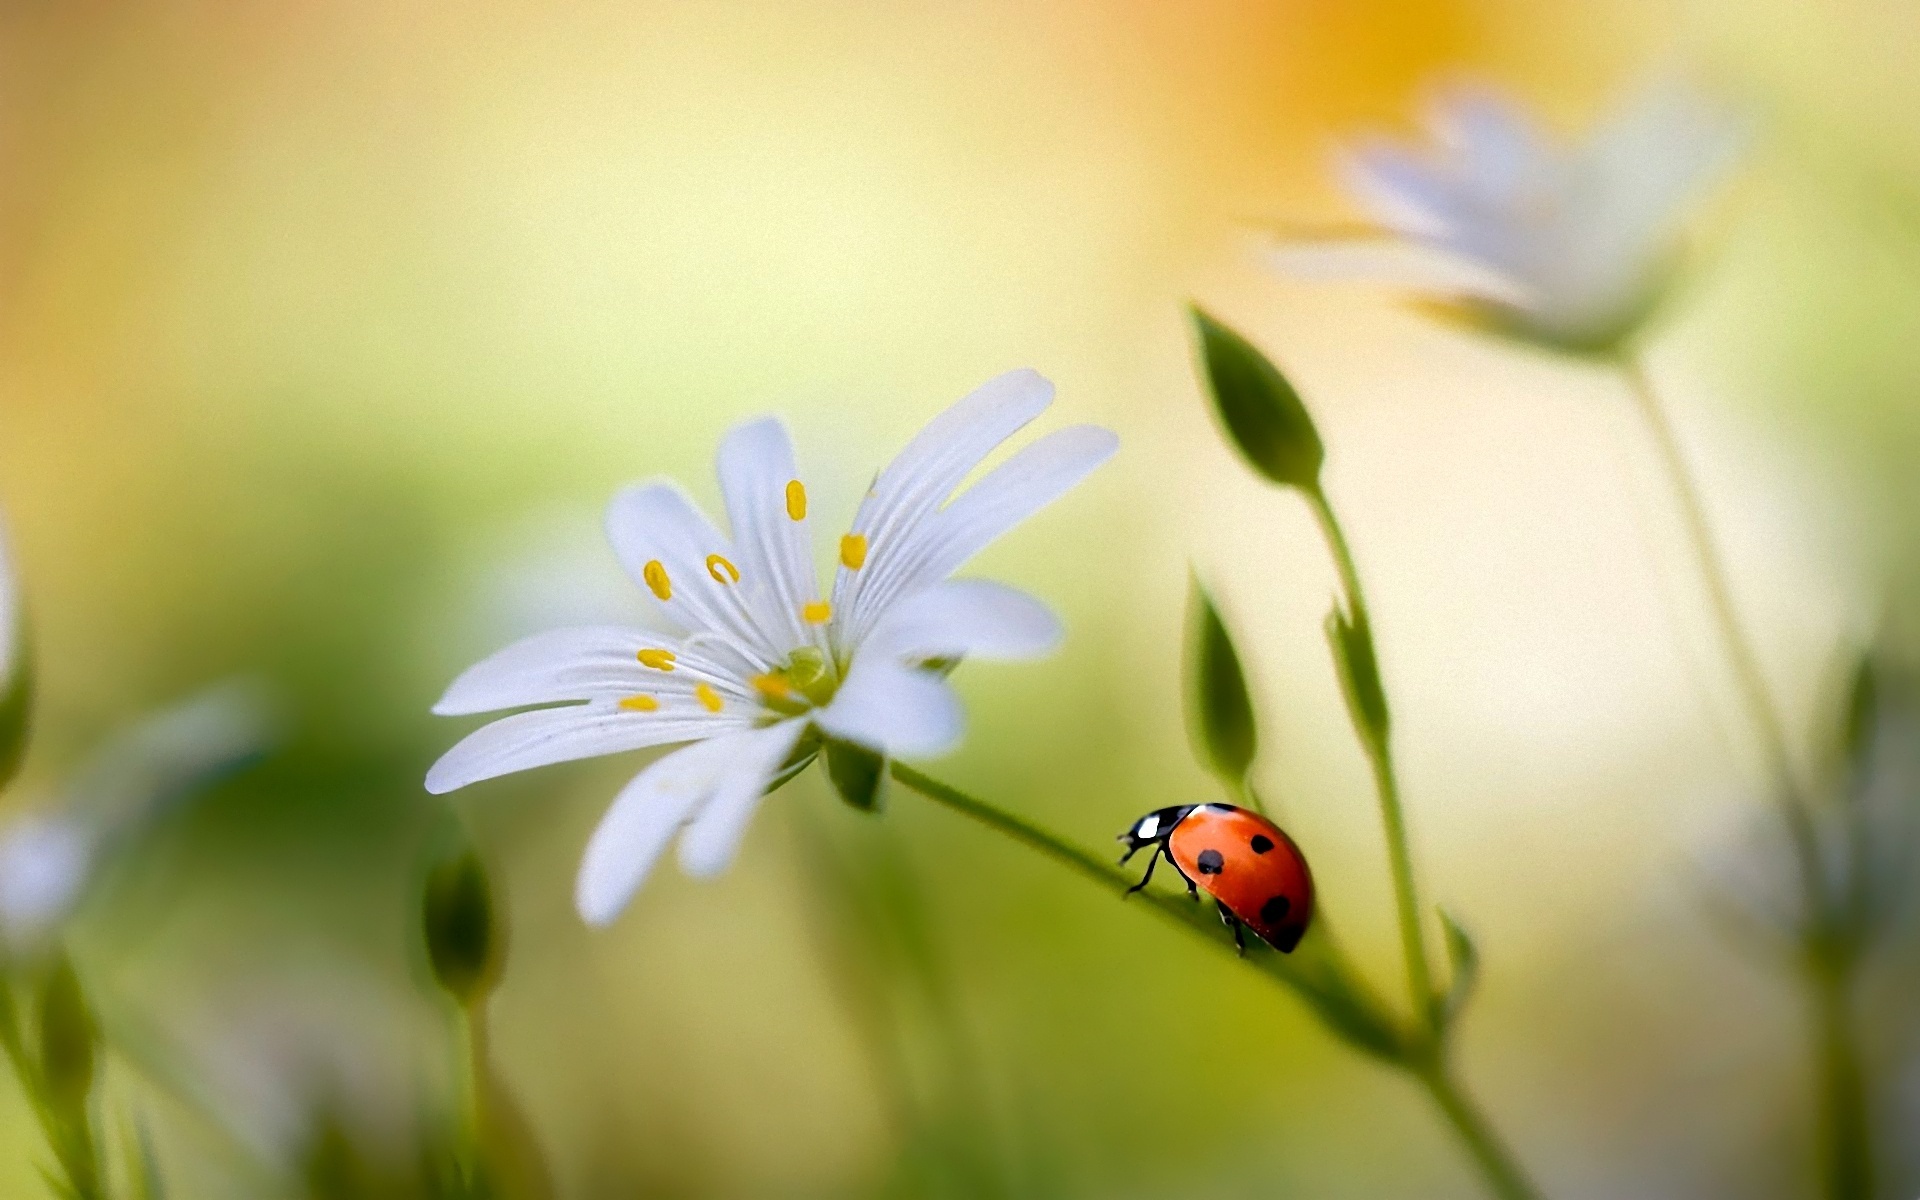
[1416, 1057, 1543, 1200]
[888, 763, 1541, 1200]
[1621, 359, 1873, 1197]
[0, 977, 104, 1200]
[1620, 359, 1821, 873]
[1811, 950, 1872, 1200]
[1305, 484, 1437, 1026]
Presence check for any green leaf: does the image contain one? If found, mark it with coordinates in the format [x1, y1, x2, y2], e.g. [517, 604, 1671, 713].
[1437, 907, 1480, 1026]
[36, 953, 97, 1113]
[1189, 306, 1325, 490]
[422, 840, 503, 1008]
[1186, 575, 1257, 783]
[0, 579, 33, 792]
[1325, 604, 1390, 745]
[826, 739, 887, 812]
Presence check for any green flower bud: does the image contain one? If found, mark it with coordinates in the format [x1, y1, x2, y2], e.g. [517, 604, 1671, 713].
[1189, 306, 1325, 491]
[37, 953, 97, 1113]
[1437, 907, 1480, 1027]
[422, 843, 502, 1008]
[1186, 576, 1257, 784]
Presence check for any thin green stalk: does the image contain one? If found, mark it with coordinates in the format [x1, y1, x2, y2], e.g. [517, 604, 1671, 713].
[1622, 358, 1872, 1198]
[888, 763, 1541, 1200]
[0, 976, 104, 1200]
[1811, 949, 1871, 1200]
[1415, 1057, 1543, 1200]
[1620, 358, 1821, 869]
[1304, 484, 1437, 1026]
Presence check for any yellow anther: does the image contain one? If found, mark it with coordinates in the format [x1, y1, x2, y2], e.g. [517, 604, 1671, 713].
[695, 683, 724, 713]
[839, 533, 868, 570]
[636, 649, 677, 671]
[785, 480, 807, 521]
[642, 560, 672, 601]
[802, 600, 833, 625]
[618, 694, 660, 713]
[751, 673, 792, 700]
[706, 554, 739, 584]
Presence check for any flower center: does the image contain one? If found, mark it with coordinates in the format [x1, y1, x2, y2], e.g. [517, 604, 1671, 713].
[750, 646, 839, 717]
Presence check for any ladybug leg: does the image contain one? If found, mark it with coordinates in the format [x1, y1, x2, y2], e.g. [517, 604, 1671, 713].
[1124, 844, 1163, 896]
[1216, 901, 1246, 957]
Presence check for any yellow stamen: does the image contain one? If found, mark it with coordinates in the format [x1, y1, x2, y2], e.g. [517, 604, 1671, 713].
[642, 560, 672, 601]
[802, 600, 833, 625]
[695, 683, 724, 713]
[618, 694, 660, 713]
[636, 648, 676, 671]
[839, 533, 868, 570]
[785, 480, 807, 521]
[706, 554, 739, 584]
[751, 673, 792, 700]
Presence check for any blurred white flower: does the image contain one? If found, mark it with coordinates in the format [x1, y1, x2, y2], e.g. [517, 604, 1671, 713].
[0, 680, 278, 952]
[427, 370, 1116, 925]
[1273, 79, 1741, 351]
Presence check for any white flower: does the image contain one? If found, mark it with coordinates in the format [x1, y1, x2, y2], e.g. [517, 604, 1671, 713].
[1272, 79, 1740, 350]
[427, 370, 1117, 925]
[0, 680, 277, 953]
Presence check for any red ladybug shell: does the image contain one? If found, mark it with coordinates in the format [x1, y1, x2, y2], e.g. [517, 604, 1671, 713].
[1167, 805, 1314, 952]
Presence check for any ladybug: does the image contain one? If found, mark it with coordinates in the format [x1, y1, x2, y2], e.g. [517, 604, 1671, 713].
[1118, 804, 1314, 954]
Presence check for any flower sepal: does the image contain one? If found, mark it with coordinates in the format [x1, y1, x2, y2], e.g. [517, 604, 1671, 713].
[824, 738, 887, 813]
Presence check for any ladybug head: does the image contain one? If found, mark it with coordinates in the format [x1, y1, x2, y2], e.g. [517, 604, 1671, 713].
[1117, 805, 1196, 854]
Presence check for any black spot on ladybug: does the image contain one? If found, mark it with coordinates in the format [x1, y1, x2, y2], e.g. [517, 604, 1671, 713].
[1249, 835, 1274, 854]
[1196, 849, 1225, 875]
[1259, 895, 1291, 925]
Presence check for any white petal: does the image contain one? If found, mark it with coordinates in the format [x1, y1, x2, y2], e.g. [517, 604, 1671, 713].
[837, 425, 1115, 648]
[675, 720, 808, 879]
[1268, 238, 1532, 306]
[432, 626, 684, 715]
[424, 704, 747, 794]
[863, 580, 1062, 662]
[831, 370, 1054, 649]
[716, 418, 823, 657]
[1425, 85, 1547, 202]
[574, 724, 796, 925]
[0, 816, 93, 949]
[1338, 140, 1465, 238]
[816, 660, 963, 758]
[603, 483, 780, 668]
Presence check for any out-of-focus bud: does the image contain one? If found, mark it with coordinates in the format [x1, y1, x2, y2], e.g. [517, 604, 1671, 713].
[36, 952, 98, 1112]
[1189, 307, 1325, 492]
[421, 839, 502, 1008]
[1841, 654, 1879, 777]
[1186, 576, 1257, 785]
[0, 519, 34, 791]
[1437, 908, 1480, 1028]
[1326, 605, 1391, 744]
[826, 739, 887, 813]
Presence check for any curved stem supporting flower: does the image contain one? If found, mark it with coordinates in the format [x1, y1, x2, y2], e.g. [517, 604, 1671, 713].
[1413, 1055, 1541, 1200]
[1304, 485, 1438, 1029]
[1620, 358, 1870, 1199]
[889, 763, 1542, 1200]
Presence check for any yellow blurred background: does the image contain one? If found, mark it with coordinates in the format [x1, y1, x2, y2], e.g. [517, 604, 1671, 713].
[4, 0, 1920, 1195]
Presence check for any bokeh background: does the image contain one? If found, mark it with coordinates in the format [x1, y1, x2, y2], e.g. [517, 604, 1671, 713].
[4, 0, 1920, 1196]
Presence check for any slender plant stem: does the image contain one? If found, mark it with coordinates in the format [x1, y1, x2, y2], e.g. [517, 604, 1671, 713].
[1622, 358, 1873, 1198]
[1810, 953, 1871, 1200]
[1416, 1058, 1543, 1200]
[1304, 484, 1437, 1025]
[1620, 358, 1821, 869]
[888, 763, 1541, 1200]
